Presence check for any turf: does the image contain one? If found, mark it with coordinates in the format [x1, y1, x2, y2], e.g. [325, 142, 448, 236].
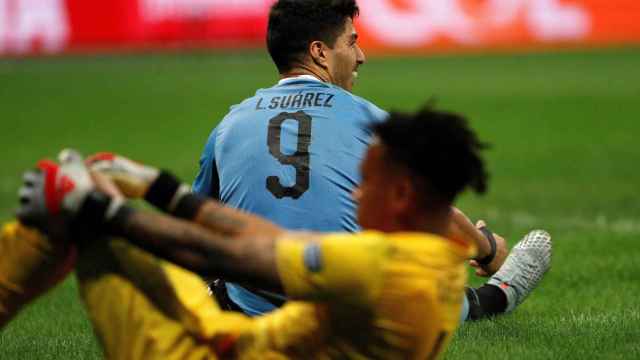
[0, 47, 639, 359]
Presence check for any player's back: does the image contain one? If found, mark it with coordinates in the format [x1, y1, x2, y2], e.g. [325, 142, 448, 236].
[194, 76, 387, 233]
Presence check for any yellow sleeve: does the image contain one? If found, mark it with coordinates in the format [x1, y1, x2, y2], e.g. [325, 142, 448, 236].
[0, 221, 75, 327]
[276, 231, 388, 307]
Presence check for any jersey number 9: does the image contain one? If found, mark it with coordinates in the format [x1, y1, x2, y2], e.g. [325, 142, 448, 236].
[266, 111, 312, 199]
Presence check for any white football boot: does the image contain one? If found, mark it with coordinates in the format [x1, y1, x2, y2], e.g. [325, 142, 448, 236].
[487, 230, 552, 312]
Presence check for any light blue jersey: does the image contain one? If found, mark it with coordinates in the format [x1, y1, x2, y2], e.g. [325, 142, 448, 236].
[193, 76, 387, 315]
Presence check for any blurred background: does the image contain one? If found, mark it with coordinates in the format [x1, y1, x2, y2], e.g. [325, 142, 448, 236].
[0, 1, 639, 359]
[1, 0, 639, 56]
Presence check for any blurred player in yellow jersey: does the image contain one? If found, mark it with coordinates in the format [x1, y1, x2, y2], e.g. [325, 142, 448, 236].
[0, 222, 75, 327]
[6, 106, 551, 359]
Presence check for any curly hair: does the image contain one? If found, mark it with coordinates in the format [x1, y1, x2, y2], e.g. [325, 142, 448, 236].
[372, 106, 489, 208]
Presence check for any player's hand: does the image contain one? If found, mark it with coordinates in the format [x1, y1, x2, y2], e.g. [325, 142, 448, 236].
[87, 152, 193, 215]
[86, 152, 159, 199]
[90, 170, 125, 200]
[17, 149, 95, 234]
[17, 166, 64, 237]
[18, 149, 127, 236]
[469, 220, 508, 277]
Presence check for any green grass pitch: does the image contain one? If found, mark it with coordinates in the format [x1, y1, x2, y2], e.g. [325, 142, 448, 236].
[0, 47, 639, 359]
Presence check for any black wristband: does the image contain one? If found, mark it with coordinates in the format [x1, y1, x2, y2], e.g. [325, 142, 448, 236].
[74, 191, 112, 231]
[172, 193, 206, 220]
[105, 205, 136, 237]
[144, 170, 181, 211]
[477, 227, 497, 266]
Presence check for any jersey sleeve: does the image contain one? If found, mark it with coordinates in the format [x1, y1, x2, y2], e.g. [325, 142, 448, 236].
[192, 127, 220, 199]
[364, 100, 389, 125]
[275, 232, 388, 307]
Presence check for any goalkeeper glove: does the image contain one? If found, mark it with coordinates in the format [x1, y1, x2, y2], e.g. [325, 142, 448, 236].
[17, 149, 125, 235]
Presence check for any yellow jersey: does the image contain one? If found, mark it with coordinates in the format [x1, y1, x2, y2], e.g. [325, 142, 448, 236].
[44, 229, 475, 359]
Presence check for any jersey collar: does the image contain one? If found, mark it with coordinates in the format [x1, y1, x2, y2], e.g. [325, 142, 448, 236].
[277, 75, 325, 86]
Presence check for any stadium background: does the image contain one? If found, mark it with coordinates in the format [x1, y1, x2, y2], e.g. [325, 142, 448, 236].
[0, 0, 638, 358]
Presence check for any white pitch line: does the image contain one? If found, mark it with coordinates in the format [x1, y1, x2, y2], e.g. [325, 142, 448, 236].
[478, 208, 640, 235]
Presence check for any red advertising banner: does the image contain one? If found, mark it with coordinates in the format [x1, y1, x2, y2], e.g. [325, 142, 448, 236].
[0, 0, 639, 56]
[357, 0, 640, 52]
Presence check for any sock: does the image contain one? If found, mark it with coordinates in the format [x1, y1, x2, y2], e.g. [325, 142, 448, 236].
[465, 284, 508, 321]
[459, 294, 470, 324]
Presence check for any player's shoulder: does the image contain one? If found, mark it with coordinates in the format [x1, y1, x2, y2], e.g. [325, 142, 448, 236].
[326, 85, 388, 123]
[328, 230, 439, 240]
[385, 232, 476, 260]
[321, 230, 386, 244]
[220, 93, 259, 122]
[311, 231, 390, 260]
[317, 231, 445, 245]
[342, 91, 384, 113]
[333, 231, 450, 252]
[211, 91, 266, 138]
[314, 231, 465, 269]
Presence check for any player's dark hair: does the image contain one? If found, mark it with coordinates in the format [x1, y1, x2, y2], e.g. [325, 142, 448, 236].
[267, 0, 359, 73]
[372, 106, 489, 209]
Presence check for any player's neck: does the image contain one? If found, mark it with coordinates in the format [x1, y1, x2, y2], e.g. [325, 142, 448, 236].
[409, 210, 450, 237]
[281, 65, 332, 84]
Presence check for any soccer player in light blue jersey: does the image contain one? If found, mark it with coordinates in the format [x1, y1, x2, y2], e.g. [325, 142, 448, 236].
[193, 0, 392, 315]
[195, 75, 385, 234]
[194, 0, 536, 321]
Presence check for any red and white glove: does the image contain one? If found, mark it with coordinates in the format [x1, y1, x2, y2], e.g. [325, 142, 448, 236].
[86, 152, 160, 199]
[17, 149, 123, 234]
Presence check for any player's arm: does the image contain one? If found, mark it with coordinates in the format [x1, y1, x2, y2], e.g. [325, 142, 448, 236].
[87, 153, 281, 239]
[111, 204, 285, 290]
[114, 210, 383, 307]
[192, 127, 221, 200]
[89, 156, 288, 288]
[88, 154, 509, 277]
[446, 206, 507, 276]
[21, 151, 377, 304]
[19, 151, 288, 291]
[275, 232, 385, 306]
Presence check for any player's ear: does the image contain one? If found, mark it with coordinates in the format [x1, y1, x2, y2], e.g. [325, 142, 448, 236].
[390, 176, 416, 214]
[309, 40, 329, 69]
